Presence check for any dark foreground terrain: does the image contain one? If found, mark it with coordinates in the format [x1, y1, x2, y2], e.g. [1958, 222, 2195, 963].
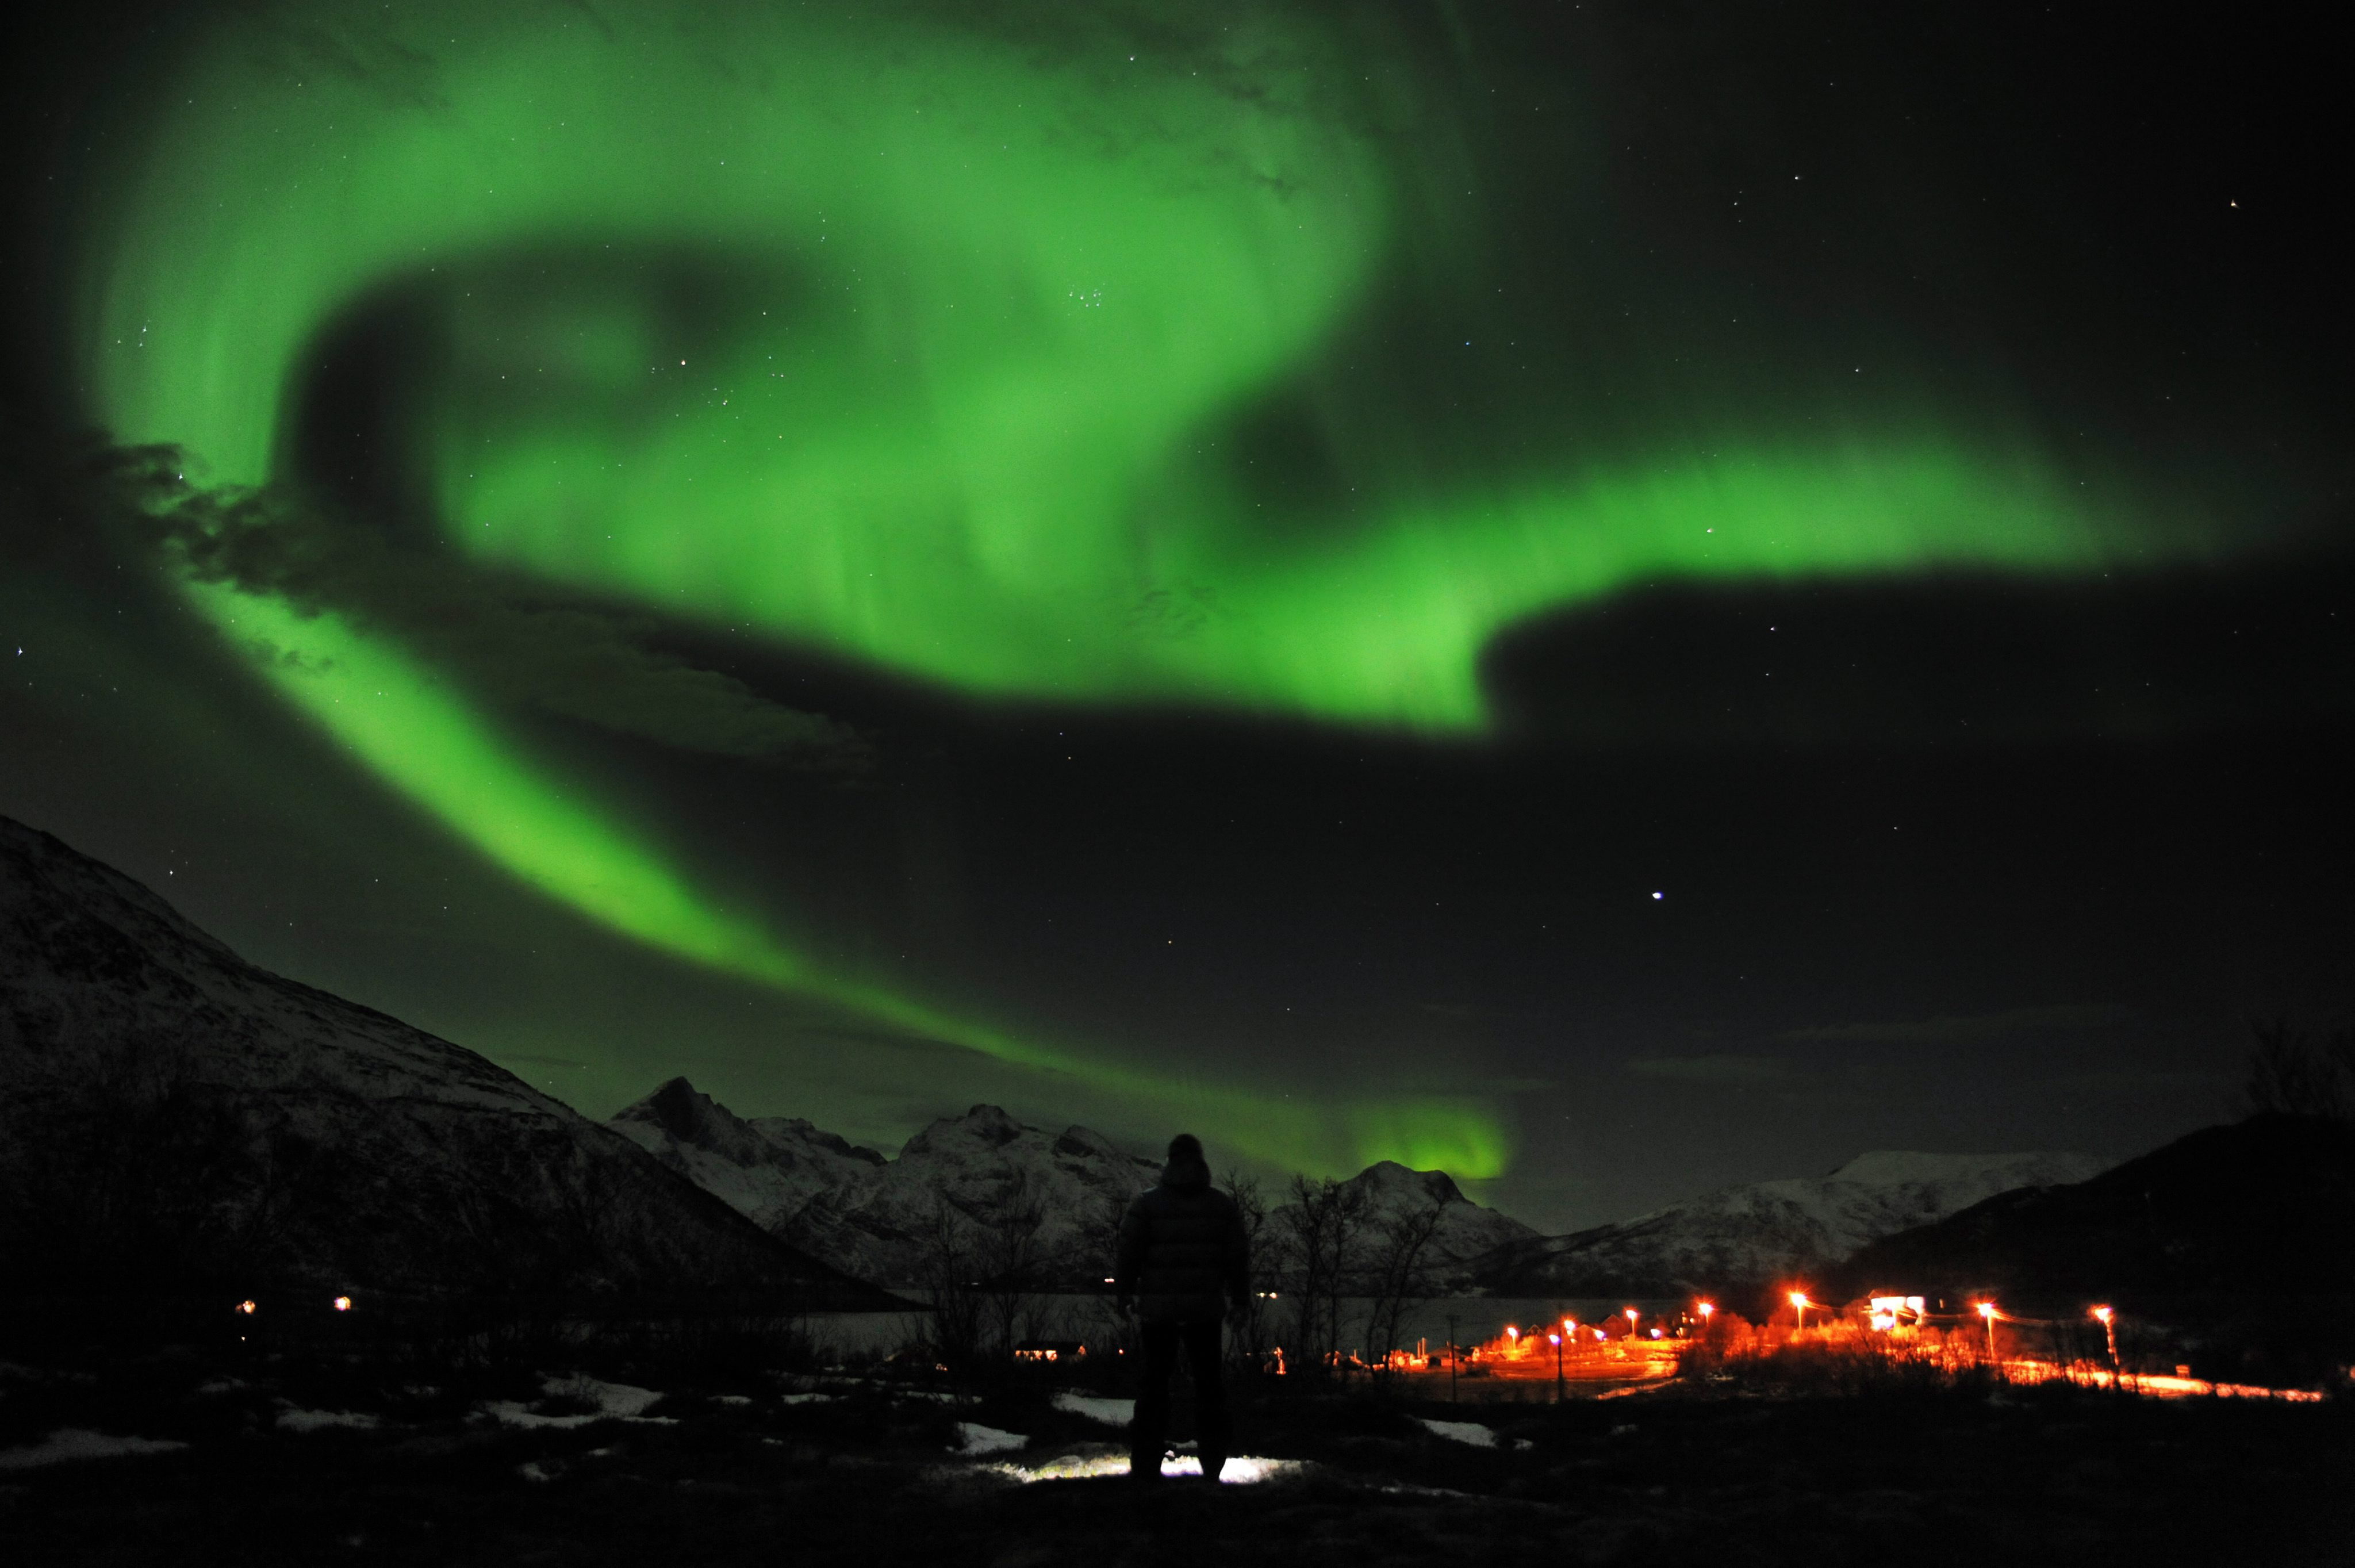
[3, 1341, 2349, 1568]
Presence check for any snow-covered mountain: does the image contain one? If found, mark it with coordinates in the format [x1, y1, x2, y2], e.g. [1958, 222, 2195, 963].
[611, 1086, 1164, 1288]
[0, 815, 869, 1302]
[1468, 1149, 2114, 1297]
[1265, 1161, 1540, 1287]
[608, 1077, 887, 1233]
[611, 1084, 1541, 1291]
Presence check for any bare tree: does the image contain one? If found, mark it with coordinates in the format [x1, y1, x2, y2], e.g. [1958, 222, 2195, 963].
[1361, 1196, 1447, 1370]
[1063, 1184, 1138, 1366]
[918, 1191, 985, 1371]
[1221, 1169, 1272, 1368]
[1278, 1175, 1364, 1375]
[2244, 1020, 2354, 1120]
[977, 1167, 1050, 1356]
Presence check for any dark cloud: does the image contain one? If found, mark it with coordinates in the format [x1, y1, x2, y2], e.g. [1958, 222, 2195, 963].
[94, 444, 872, 775]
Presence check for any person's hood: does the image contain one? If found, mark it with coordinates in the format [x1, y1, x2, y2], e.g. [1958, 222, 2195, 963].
[1160, 1152, 1212, 1193]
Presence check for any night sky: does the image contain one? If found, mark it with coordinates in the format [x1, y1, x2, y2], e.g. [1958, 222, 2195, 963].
[3, 1, 2347, 1231]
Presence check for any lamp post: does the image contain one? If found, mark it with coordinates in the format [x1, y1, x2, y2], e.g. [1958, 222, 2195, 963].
[1977, 1301, 1999, 1363]
[1551, 1332, 1563, 1400]
[1696, 1301, 1715, 1336]
[2092, 1306, 2118, 1380]
[1788, 1291, 1811, 1335]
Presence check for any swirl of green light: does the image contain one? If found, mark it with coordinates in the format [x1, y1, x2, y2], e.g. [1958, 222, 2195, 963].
[77, 1, 2194, 1178]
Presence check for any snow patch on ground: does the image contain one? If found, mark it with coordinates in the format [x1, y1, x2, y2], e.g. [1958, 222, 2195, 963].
[778, 1392, 836, 1405]
[478, 1374, 675, 1429]
[954, 1422, 1027, 1455]
[0, 1429, 189, 1470]
[547, 1374, 665, 1417]
[1413, 1417, 1498, 1448]
[991, 1452, 1304, 1483]
[275, 1408, 381, 1432]
[1050, 1391, 1135, 1426]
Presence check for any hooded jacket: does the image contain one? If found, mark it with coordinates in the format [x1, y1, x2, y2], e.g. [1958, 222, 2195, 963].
[1114, 1151, 1249, 1324]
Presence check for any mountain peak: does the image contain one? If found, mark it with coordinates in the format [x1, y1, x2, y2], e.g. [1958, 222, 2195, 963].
[903, 1103, 1027, 1156]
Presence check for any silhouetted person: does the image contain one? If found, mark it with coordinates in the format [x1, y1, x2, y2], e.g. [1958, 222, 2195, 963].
[1115, 1132, 1248, 1482]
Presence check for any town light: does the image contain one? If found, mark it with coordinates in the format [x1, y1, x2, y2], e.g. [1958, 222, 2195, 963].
[1977, 1301, 1999, 1360]
[1696, 1301, 1715, 1321]
[1788, 1291, 1811, 1331]
[2092, 1305, 2118, 1367]
[333, 1295, 352, 1312]
[235, 1300, 256, 1316]
[1548, 1333, 1560, 1345]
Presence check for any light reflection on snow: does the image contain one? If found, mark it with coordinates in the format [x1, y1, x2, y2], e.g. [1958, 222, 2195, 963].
[1411, 1416, 1496, 1448]
[989, 1453, 1303, 1484]
[955, 1421, 1027, 1455]
[1049, 1391, 1136, 1425]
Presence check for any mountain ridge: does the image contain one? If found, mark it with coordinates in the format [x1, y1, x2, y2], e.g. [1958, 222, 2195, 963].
[0, 814, 876, 1305]
[1462, 1148, 2113, 1297]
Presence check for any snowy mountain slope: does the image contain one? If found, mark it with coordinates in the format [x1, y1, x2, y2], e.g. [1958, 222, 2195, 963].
[1468, 1149, 2114, 1297]
[608, 1091, 1164, 1289]
[1265, 1160, 1540, 1287]
[609, 1087, 1541, 1292]
[608, 1077, 885, 1234]
[0, 815, 872, 1301]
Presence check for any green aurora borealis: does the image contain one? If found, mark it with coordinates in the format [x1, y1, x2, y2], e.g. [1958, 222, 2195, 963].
[63, 0, 2253, 1178]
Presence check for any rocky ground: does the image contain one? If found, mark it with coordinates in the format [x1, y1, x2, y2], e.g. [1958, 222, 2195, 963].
[3, 1342, 2348, 1566]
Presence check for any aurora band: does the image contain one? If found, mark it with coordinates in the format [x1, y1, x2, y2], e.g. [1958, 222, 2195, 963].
[76, 1, 2192, 1176]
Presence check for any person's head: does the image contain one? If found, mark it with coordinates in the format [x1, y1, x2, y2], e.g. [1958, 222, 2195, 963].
[1168, 1133, 1203, 1163]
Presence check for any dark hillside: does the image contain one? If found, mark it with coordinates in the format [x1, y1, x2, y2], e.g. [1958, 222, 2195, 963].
[0, 815, 887, 1314]
[1833, 1115, 2355, 1301]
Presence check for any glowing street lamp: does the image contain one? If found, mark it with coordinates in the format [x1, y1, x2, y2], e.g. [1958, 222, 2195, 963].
[1695, 1301, 1715, 1335]
[1976, 1301, 1999, 1360]
[333, 1295, 352, 1312]
[2091, 1305, 2118, 1371]
[1788, 1291, 1811, 1333]
[1550, 1332, 1564, 1398]
[235, 1300, 256, 1316]
[1623, 1307, 1639, 1336]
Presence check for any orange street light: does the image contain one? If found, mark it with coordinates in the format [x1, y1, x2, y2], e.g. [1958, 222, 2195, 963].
[333, 1295, 352, 1312]
[2092, 1305, 2118, 1368]
[1976, 1301, 1999, 1360]
[235, 1299, 256, 1316]
[1551, 1332, 1564, 1399]
[1788, 1291, 1811, 1332]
